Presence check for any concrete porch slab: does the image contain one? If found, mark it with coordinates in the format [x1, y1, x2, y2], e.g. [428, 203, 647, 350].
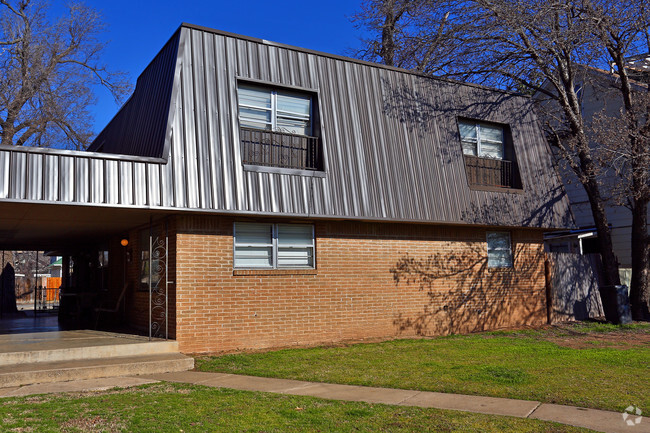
[0, 330, 178, 365]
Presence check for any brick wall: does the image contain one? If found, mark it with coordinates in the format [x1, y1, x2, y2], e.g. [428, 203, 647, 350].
[174, 215, 548, 354]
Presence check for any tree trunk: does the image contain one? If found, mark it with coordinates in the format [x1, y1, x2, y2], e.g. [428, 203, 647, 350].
[630, 201, 650, 320]
[380, 2, 397, 66]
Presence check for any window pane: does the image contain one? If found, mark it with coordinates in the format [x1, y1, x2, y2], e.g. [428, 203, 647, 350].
[278, 247, 313, 268]
[480, 124, 503, 143]
[277, 117, 310, 136]
[480, 142, 503, 159]
[235, 223, 273, 245]
[459, 121, 477, 140]
[238, 86, 271, 110]
[277, 224, 313, 247]
[487, 232, 509, 250]
[240, 107, 271, 123]
[235, 247, 273, 268]
[488, 250, 513, 268]
[462, 140, 477, 156]
[277, 92, 311, 117]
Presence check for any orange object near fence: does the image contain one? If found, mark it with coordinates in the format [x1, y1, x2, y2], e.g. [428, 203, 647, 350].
[46, 278, 61, 301]
[46, 277, 61, 289]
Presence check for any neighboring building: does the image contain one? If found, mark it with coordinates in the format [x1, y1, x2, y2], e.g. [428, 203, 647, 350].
[535, 63, 650, 287]
[0, 24, 571, 353]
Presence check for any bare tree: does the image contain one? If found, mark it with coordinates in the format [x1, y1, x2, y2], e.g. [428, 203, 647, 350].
[351, 0, 462, 75]
[352, 0, 650, 320]
[0, 0, 131, 150]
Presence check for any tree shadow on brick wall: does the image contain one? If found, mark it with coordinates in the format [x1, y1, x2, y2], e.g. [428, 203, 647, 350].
[390, 242, 546, 336]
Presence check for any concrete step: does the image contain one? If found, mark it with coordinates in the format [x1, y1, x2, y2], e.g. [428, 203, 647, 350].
[0, 353, 195, 388]
[0, 331, 180, 366]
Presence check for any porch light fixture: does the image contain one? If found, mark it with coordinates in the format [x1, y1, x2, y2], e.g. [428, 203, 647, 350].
[120, 239, 129, 247]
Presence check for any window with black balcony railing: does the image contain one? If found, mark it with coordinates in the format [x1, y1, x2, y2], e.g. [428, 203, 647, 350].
[238, 83, 322, 171]
[240, 127, 321, 171]
[458, 119, 520, 189]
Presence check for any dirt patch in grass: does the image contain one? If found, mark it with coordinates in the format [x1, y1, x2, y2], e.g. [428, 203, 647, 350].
[546, 330, 650, 349]
[61, 415, 124, 433]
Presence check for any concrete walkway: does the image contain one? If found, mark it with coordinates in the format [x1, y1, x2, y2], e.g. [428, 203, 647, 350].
[1, 371, 646, 433]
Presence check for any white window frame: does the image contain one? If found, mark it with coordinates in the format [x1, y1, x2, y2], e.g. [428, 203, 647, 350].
[237, 84, 313, 136]
[233, 222, 315, 269]
[459, 120, 505, 159]
[486, 232, 513, 268]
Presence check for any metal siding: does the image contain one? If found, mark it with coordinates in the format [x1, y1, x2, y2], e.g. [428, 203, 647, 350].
[88, 31, 180, 158]
[214, 35, 235, 210]
[0, 25, 572, 231]
[89, 158, 104, 204]
[59, 156, 74, 202]
[203, 33, 224, 210]
[43, 155, 58, 202]
[0, 151, 9, 199]
[74, 158, 88, 203]
[119, 161, 134, 206]
[11, 152, 26, 199]
[26, 153, 43, 201]
[133, 162, 147, 206]
[180, 31, 200, 209]
[191, 29, 213, 210]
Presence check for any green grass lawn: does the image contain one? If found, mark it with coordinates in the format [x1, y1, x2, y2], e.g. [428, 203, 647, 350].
[0, 383, 594, 432]
[196, 322, 650, 412]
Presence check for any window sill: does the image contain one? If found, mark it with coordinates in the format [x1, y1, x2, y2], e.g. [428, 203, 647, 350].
[469, 184, 524, 194]
[233, 269, 318, 276]
[243, 164, 327, 178]
[487, 267, 515, 272]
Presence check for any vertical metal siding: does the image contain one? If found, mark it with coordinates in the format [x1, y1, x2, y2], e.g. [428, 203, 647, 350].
[0, 25, 572, 230]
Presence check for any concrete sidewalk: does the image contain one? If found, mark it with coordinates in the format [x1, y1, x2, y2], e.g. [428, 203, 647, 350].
[1, 371, 646, 433]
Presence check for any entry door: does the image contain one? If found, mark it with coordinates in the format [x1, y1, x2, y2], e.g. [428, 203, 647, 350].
[148, 225, 169, 340]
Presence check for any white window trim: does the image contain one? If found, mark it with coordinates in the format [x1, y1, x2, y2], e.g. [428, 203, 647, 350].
[486, 231, 513, 268]
[460, 120, 505, 159]
[233, 222, 316, 269]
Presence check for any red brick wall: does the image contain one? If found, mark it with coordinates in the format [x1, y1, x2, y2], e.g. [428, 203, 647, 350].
[174, 216, 548, 354]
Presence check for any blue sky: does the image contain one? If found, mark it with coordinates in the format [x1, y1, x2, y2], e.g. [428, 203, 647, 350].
[76, 0, 365, 133]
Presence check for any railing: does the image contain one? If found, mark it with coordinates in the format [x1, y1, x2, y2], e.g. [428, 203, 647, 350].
[16, 286, 60, 312]
[464, 155, 514, 188]
[240, 127, 321, 171]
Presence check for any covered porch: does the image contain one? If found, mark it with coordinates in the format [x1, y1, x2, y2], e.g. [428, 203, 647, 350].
[0, 201, 176, 340]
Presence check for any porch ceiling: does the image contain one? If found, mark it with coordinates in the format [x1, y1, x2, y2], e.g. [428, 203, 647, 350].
[0, 201, 169, 250]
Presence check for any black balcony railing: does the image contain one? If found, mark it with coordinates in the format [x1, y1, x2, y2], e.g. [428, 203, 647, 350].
[240, 127, 321, 171]
[464, 155, 515, 188]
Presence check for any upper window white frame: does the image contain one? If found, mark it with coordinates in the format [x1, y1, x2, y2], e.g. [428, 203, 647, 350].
[459, 120, 505, 159]
[233, 222, 315, 269]
[486, 232, 513, 268]
[237, 84, 313, 137]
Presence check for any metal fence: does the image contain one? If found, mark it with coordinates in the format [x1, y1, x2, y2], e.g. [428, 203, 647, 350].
[464, 156, 514, 188]
[16, 286, 60, 312]
[240, 127, 321, 170]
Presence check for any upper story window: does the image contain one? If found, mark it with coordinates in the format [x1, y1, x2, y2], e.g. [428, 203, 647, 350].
[234, 222, 315, 269]
[458, 119, 522, 190]
[459, 120, 504, 159]
[237, 83, 322, 171]
[239, 85, 312, 136]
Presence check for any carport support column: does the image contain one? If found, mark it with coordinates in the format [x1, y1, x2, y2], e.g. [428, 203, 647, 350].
[62, 256, 71, 289]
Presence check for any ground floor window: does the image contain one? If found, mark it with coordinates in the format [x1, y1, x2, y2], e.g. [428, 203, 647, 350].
[234, 223, 315, 269]
[487, 232, 513, 268]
